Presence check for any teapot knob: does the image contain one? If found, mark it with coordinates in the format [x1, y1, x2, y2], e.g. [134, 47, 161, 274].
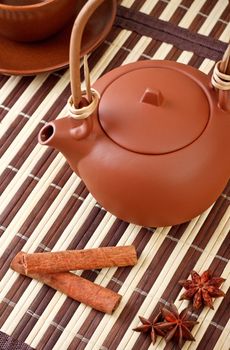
[140, 88, 163, 106]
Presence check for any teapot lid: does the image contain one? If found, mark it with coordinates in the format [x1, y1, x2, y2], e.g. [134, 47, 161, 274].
[98, 63, 210, 154]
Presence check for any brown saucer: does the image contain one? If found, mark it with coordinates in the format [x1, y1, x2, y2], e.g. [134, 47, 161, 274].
[0, 0, 116, 76]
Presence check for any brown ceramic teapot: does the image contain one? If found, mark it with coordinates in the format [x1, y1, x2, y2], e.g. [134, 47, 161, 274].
[38, 0, 230, 227]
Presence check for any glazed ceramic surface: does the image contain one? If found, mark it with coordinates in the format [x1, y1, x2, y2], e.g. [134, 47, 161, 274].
[0, 0, 79, 42]
[39, 60, 230, 227]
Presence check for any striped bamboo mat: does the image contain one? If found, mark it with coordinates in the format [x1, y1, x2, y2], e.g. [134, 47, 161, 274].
[0, 0, 230, 349]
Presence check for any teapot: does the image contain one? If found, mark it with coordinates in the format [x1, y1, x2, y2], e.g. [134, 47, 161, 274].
[38, 0, 230, 227]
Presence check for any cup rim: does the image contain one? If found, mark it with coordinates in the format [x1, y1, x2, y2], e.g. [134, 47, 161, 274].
[0, 0, 57, 10]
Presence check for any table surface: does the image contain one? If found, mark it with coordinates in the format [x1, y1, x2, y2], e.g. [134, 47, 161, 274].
[0, 0, 229, 349]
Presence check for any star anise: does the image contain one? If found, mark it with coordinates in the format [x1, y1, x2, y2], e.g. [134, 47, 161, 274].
[158, 303, 198, 349]
[133, 312, 165, 344]
[179, 270, 225, 310]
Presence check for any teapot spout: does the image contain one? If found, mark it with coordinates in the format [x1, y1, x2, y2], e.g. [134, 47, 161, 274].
[38, 117, 93, 175]
[39, 122, 56, 147]
[38, 118, 79, 174]
[38, 117, 79, 157]
[38, 118, 69, 150]
[38, 116, 93, 150]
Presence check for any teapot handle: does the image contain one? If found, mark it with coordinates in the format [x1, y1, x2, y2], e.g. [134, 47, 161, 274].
[67, 0, 106, 117]
[212, 42, 230, 111]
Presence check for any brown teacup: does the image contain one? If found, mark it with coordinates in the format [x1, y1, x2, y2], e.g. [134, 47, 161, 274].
[0, 0, 80, 42]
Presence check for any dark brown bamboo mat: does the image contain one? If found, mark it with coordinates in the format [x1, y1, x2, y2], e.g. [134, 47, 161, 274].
[0, 0, 229, 349]
[0, 331, 34, 350]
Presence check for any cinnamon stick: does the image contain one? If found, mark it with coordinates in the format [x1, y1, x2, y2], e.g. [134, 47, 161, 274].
[13, 246, 137, 274]
[11, 252, 121, 314]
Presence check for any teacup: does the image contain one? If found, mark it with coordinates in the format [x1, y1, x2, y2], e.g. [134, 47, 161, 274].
[0, 0, 80, 42]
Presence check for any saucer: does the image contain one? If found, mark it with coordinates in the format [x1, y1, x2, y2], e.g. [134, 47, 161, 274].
[0, 0, 116, 76]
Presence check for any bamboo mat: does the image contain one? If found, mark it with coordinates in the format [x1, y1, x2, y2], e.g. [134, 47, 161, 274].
[0, 0, 230, 349]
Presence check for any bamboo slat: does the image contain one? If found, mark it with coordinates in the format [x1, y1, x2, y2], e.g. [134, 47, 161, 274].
[0, 0, 229, 349]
